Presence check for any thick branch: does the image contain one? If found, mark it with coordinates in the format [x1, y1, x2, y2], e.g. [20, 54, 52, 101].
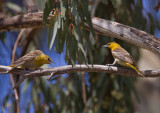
[24, 0, 38, 13]
[85, 17, 160, 55]
[0, 12, 46, 32]
[0, 13, 160, 55]
[0, 65, 159, 78]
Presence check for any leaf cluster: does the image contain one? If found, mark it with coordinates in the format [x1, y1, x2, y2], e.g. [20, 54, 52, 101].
[43, 0, 95, 65]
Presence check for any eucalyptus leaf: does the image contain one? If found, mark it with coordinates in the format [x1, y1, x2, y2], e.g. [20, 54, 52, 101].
[43, 0, 55, 24]
[50, 19, 58, 49]
[48, 16, 55, 47]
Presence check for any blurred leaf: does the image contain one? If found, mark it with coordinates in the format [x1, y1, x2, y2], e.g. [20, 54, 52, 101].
[101, 0, 108, 5]
[35, 0, 45, 11]
[22, 79, 29, 93]
[108, 98, 115, 113]
[50, 19, 58, 49]
[60, 0, 66, 19]
[48, 16, 54, 46]
[43, 0, 55, 25]
[2, 94, 9, 112]
[6, 2, 23, 13]
[79, 0, 95, 37]
[39, 77, 48, 98]
[68, 82, 78, 96]
[81, 29, 94, 64]
[67, 33, 78, 65]
[55, 27, 67, 53]
[0, 32, 5, 41]
[110, 0, 117, 8]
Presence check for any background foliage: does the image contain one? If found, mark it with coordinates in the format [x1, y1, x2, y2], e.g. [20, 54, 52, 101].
[0, 0, 159, 113]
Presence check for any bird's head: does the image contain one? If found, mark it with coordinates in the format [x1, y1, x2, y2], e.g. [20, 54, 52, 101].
[103, 42, 121, 51]
[35, 54, 54, 67]
[44, 55, 54, 64]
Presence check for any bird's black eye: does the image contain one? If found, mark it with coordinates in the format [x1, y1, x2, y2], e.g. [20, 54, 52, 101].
[48, 58, 51, 61]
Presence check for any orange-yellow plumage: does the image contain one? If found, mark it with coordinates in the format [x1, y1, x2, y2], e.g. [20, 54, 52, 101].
[104, 42, 144, 77]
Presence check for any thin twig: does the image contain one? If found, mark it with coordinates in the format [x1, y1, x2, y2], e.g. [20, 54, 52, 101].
[11, 29, 26, 62]
[10, 29, 25, 113]
[81, 72, 89, 113]
[13, 76, 27, 89]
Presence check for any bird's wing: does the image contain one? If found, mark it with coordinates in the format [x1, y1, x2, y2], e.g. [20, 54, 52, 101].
[112, 48, 134, 65]
[12, 53, 36, 68]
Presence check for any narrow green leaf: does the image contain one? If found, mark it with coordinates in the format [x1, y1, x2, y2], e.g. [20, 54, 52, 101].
[50, 19, 58, 49]
[48, 16, 54, 47]
[70, 0, 79, 24]
[67, 33, 78, 65]
[60, 0, 66, 19]
[80, 0, 95, 37]
[78, 49, 88, 65]
[57, 14, 61, 28]
[81, 29, 94, 64]
[55, 25, 67, 53]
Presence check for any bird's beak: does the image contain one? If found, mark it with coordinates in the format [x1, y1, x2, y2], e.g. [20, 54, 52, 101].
[49, 60, 54, 64]
[102, 45, 108, 47]
[48, 61, 54, 66]
[48, 59, 54, 64]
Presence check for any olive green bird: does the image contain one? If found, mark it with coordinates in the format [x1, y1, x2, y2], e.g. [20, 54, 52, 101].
[10, 50, 53, 70]
[103, 42, 144, 77]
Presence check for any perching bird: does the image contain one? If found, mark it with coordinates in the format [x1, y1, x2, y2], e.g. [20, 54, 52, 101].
[10, 50, 53, 70]
[103, 42, 144, 77]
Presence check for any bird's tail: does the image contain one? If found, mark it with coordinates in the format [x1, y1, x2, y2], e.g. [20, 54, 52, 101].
[125, 62, 144, 77]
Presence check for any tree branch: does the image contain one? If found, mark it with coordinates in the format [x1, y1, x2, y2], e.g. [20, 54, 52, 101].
[0, 64, 159, 89]
[0, 12, 160, 55]
[0, 65, 160, 77]
[0, 12, 46, 32]
[85, 17, 160, 55]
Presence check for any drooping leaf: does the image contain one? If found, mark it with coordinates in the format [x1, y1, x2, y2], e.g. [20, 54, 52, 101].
[48, 16, 55, 47]
[101, 0, 108, 5]
[43, 0, 55, 25]
[50, 19, 58, 49]
[55, 25, 67, 53]
[81, 29, 94, 64]
[60, 0, 66, 19]
[67, 32, 78, 65]
[80, 0, 95, 37]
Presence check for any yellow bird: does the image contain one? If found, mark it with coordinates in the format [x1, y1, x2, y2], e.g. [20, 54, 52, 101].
[103, 42, 144, 77]
[10, 50, 53, 70]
